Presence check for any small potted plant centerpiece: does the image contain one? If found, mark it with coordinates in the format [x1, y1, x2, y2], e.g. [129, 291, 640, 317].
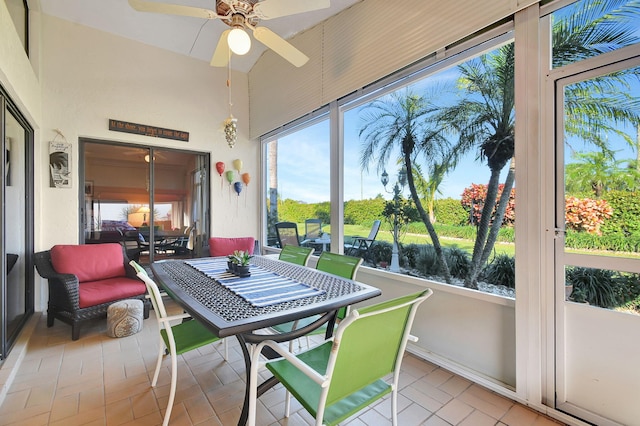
[227, 254, 237, 273]
[233, 250, 253, 277]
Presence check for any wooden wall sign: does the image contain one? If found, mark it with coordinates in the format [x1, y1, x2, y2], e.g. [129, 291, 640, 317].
[109, 119, 189, 142]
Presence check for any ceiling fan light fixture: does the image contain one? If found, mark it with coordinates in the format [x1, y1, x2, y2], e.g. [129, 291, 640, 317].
[228, 27, 251, 55]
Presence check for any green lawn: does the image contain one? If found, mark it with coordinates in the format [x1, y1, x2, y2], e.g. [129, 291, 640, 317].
[327, 224, 515, 257]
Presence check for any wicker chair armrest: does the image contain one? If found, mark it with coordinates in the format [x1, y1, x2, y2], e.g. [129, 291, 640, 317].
[47, 274, 81, 310]
[34, 250, 61, 279]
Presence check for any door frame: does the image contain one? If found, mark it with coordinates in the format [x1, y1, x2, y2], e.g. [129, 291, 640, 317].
[79, 138, 211, 263]
[549, 46, 640, 425]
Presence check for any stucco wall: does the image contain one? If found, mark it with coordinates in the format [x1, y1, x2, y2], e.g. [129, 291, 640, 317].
[3, 13, 257, 311]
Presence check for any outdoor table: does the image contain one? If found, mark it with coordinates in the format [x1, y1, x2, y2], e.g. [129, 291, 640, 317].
[314, 235, 331, 252]
[150, 255, 381, 425]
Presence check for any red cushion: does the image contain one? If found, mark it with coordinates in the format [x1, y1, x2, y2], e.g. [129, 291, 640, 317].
[208, 237, 255, 257]
[50, 243, 126, 282]
[79, 277, 146, 308]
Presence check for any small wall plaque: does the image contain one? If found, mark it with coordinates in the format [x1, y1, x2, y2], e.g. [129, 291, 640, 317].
[109, 119, 189, 142]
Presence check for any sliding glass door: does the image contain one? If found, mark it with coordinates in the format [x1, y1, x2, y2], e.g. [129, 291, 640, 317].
[81, 140, 209, 264]
[1, 87, 34, 360]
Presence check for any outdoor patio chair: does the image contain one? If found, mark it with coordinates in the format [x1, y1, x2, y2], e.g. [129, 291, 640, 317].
[271, 252, 363, 349]
[130, 261, 223, 426]
[300, 218, 324, 253]
[248, 289, 433, 426]
[344, 220, 381, 265]
[279, 245, 313, 266]
[275, 221, 301, 248]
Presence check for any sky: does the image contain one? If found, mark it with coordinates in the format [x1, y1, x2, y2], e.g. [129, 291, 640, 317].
[271, 66, 493, 204]
[271, 118, 492, 204]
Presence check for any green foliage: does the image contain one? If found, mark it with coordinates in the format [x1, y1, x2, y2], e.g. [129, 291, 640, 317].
[401, 243, 423, 268]
[413, 245, 471, 278]
[601, 190, 640, 237]
[275, 199, 331, 224]
[274, 193, 640, 254]
[415, 245, 441, 277]
[444, 247, 472, 279]
[404, 221, 515, 243]
[370, 241, 393, 265]
[433, 198, 468, 225]
[482, 254, 515, 289]
[565, 151, 640, 197]
[276, 198, 386, 226]
[381, 196, 420, 236]
[344, 198, 385, 225]
[613, 273, 640, 311]
[564, 230, 640, 252]
[566, 267, 619, 308]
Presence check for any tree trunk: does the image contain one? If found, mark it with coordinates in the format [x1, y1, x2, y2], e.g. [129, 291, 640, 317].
[404, 153, 453, 283]
[464, 167, 502, 289]
[476, 158, 515, 281]
[427, 195, 436, 223]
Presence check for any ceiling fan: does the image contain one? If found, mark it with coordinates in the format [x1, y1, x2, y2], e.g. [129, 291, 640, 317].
[128, 0, 330, 67]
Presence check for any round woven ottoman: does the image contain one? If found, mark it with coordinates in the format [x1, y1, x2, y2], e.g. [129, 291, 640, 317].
[107, 299, 144, 338]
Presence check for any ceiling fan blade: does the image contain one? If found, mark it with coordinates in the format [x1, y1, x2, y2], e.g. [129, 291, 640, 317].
[211, 29, 231, 67]
[128, 0, 220, 20]
[252, 26, 309, 67]
[253, 0, 330, 20]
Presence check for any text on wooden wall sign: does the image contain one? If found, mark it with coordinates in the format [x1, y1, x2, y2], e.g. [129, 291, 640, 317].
[108, 119, 189, 142]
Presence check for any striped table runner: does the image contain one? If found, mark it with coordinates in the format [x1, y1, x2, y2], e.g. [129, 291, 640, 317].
[185, 258, 325, 307]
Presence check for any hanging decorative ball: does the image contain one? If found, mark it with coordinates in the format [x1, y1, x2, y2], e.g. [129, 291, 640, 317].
[241, 172, 251, 186]
[224, 116, 238, 148]
[232, 159, 243, 172]
[225, 170, 235, 184]
[215, 161, 225, 176]
[233, 182, 243, 196]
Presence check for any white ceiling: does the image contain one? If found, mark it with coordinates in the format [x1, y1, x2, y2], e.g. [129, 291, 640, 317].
[38, 0, 361, 73]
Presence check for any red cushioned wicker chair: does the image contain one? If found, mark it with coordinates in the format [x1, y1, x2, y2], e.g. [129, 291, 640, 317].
[34, 243, 150, 340]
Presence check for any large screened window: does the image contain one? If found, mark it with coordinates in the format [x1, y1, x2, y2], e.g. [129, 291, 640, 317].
[264, 116, 331, 251]
[262, 0, 639, 303]
[264, 32, 517, 296]
[341, 37, 515, 295]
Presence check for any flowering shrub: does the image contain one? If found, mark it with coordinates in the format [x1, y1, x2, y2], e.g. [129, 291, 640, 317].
[565, 196, 613, 235]
[460, 183, 515, 226]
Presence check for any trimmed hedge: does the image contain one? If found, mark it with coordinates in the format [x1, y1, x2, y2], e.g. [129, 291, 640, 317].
[601, 190, 640, 237]
[433, 198, 468, 226]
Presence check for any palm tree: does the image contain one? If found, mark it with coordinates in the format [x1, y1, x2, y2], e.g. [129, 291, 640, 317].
[436, 43, 516, 288]
[359, 90, 454, 283]
[438, 0, 640, 288]
[565, 150, 640, 196]
[412, 162, 449, 223]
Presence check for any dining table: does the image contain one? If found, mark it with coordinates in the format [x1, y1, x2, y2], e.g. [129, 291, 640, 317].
[150, 255, 381, 425]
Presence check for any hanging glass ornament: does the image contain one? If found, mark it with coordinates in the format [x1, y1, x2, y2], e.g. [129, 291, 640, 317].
[224, 116, 237, 148]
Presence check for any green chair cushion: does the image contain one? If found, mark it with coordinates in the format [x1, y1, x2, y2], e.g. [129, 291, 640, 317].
[160, 319, 219, 355]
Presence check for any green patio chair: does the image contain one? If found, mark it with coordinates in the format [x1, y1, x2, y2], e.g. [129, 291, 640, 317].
[279, 244, 314, 266]
[130, 261, 222, 426]
[248, 289, 433, 426]
[271, 251, 363, 348]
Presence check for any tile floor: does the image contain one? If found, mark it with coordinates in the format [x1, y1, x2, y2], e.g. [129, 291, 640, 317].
[0, 301, 567, 426]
